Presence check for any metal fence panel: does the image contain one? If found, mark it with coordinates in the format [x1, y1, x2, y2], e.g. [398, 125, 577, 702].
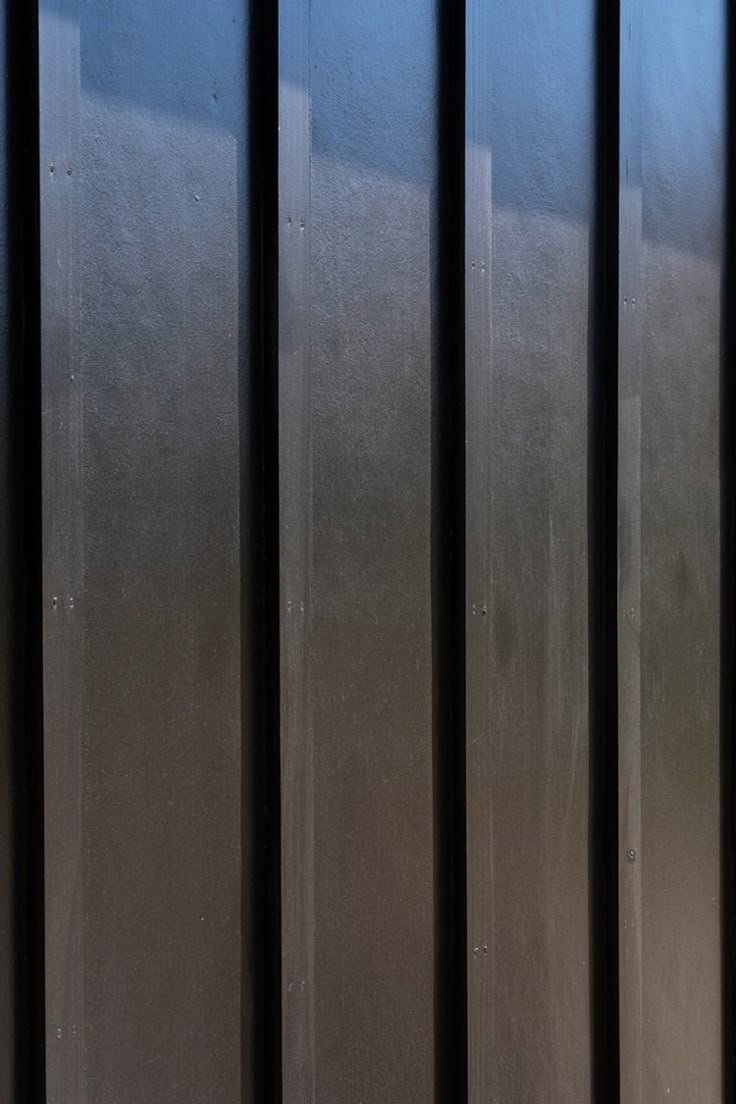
[619, 1, 725, 1101]
[40, 0, 253, 1098]
[466, 1, 596, 1100]
[279, 1, 439, 1099]
[0, 1, 731, 1101]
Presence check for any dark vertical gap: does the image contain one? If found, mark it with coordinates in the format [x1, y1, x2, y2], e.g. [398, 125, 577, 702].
[589, 2, 620, 1102]
[247, 0, 281, 1099]
[721, 0, 736, 1098]
[433, 0, 466, 1100]
[4, 0, 45, 1100]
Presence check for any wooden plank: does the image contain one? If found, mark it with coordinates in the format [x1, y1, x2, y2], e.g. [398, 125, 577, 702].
[41, 1, 252, 1098]
[619, 0, 724, 1099]
[279, 1, 438, 1098]
[465, 1, 595, 1100]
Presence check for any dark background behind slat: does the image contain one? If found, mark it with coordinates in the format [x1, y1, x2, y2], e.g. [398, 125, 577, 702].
[1, 1, 13, 1091]
[3, 0, 43, 1099]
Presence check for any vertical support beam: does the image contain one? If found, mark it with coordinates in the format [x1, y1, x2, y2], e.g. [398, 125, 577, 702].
[278, 0, 315, 1099]
[619, 1, 724, 1100]
[617, 1, 643, 1099]
[465, 0, 492, 1093]
[38, 2, 84, 1100]
[466, 1, 596, 1100]
[38, 0, 83, 1098]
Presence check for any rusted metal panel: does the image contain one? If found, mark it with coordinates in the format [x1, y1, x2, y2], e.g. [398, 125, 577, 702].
[41, 0, 253, 1098]
[279, 1, 439, 1099]
[465, 1, 596, 1100]
[618, 1, 724, 1101]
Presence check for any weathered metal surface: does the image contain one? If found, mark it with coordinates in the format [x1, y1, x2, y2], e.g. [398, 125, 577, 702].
[39, 2, 85, 1098]
[41, 0, 253, 1099]
[465, 1, 596, 1101]
[0, 1, 729, 1101]
[278, 0, 314, 1097]
[279, 0, 438, 1099]
[617, 0, 644, 1098]
[618, 1, 724, 1101]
